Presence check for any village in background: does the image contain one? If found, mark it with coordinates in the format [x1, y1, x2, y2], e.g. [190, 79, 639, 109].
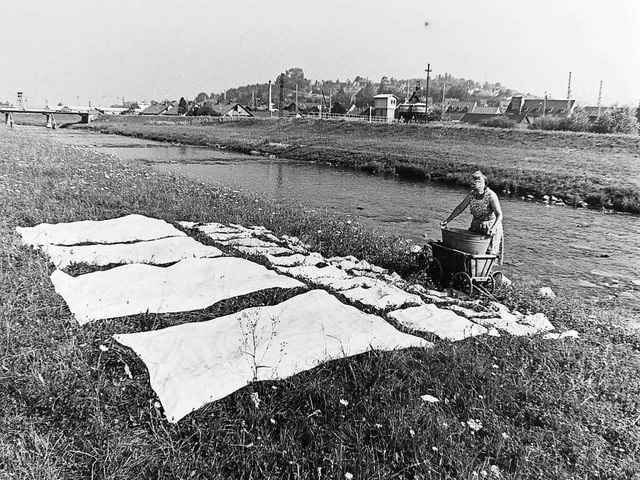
[2, 67, 639, 133]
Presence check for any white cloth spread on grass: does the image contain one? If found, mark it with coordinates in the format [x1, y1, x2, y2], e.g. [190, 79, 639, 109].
[218, 237, 279, 248]
[311, 276, 381, 291]
[51, 257, 305, 325]
[16, 214, 185, 248]
[264, 253, 311, 267]
[113, 289, 431, 423]
[340, 283, 424, 310]
[41, 236, 223, 268]
[236, 245, 293, 256]
[275, 265, 352, 284]
[472, 311, 554, 336]
[388, 304, 488, 341]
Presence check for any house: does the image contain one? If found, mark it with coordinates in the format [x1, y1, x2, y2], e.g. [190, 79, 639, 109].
[346, 105, 370, 116]
[140, 102, 170, 115]
[445, 100, 477, 113]
[504, 113, 534, 125]
[505, 95, 576, 117]
[443, 112, 466, 122]
[473, 105, 502, 115]
[372, 93, 398, 121]
[460, 113, 501, 125]
[162, 101, 181, 116]
[203, 102, 253, 117]
[582, 106, 610, 121]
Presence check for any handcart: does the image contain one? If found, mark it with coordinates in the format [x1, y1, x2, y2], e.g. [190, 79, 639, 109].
[427, 240, 502, 297]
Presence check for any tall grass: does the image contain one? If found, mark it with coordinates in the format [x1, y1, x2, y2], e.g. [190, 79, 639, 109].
[1, 127, 639, 479]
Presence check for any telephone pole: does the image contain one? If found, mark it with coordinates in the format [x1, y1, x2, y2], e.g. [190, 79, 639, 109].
[278, 73, 284, 117]
[424, 63, 432, 122]
[566, 71, 572, 114]
[597, 80, 603, 117]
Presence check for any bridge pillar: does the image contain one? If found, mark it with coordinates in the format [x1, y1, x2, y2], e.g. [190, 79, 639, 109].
[45, 113, 57, 129]
[80, 113, 91, 124]
[5, 112, 14, 127]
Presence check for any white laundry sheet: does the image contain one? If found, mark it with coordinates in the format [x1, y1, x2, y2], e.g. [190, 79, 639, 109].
[17, 214, 185, 248]
[264, 253, 311, 267]
[388, 304, 488, 341]
[328, 256, 386, 275]
[276, 265, 352, 284]
[114, 289, 431, 423]
[41, 236, 223, 268]
[51, 257, 305, 325]
[218, 237, 278, 248]
[340, 283, 425, 310]
[182, 222, 251, 241]
[236, 245, 293, 257]
[472, 311, 554, 336]
[312, 276, 382, 291]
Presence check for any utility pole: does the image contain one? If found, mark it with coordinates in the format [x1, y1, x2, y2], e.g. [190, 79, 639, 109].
[597, 80, 603, 117]
[543, 91, 547, 116]
[278, 73, 284, 117]
[424, 63, 432, 122]
[268, 80, 272, 117]
[566, 71, 572, 115]
[295, 84, 298, 114]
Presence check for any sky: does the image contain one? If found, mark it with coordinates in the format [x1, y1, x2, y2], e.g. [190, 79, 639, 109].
[1, 0, 639, 108]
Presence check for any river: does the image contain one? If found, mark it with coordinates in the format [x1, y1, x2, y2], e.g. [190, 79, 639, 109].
[31, 127, 640, 306]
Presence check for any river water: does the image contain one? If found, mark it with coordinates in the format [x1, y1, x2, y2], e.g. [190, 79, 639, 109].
[33, 128, 640, 306]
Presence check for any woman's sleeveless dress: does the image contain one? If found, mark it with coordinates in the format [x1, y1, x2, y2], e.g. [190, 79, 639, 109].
[469, 188, 504, 265]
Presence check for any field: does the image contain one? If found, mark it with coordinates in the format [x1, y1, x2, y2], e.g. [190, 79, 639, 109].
[74, 115, 640, 213]
[1, 125, 639, 479]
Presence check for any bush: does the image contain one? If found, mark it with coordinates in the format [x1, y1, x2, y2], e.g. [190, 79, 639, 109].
[530, 111, 589, 132]
[529, 115, 563, 131]
[590, 106, 639, 134]
[480, 116, 516, 129]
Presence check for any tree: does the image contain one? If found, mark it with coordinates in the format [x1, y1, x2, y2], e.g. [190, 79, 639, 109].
[178, 97, 189, 115]
[590, 106, 639, 134]
[377, 76, 389, 94]
[444, 85, 471, 101]
[331, 102, 347, 114]
[194, 92, 209, 104]
[334, 86, 350, 107]
[355, 82, 377, 108]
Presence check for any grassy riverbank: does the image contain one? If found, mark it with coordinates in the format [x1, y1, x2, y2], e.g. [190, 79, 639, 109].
[1, 127, 639, 479]
[77, 115, 640, 214]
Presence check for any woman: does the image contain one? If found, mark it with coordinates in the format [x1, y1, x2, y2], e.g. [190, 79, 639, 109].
[440, 170, 504, 265]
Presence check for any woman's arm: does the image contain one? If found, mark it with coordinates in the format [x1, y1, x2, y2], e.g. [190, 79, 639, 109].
[488, 192, 503, 235]
[441, 193, 471, 226]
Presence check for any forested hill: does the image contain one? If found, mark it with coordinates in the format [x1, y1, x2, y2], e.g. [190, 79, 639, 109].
[195, 67, 519, 109]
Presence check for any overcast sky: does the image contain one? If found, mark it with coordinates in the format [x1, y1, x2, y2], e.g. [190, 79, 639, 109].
[1, 0, 638, 108]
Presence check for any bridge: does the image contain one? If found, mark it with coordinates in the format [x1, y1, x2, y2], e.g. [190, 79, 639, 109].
[0, 107, 95, 129]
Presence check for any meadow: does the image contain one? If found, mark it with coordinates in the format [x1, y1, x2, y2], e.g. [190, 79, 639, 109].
[78, 115, 640, 213]
[1, 126, 639, 479]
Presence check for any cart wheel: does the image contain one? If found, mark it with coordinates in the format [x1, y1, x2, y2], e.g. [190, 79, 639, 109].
[451, 272, 473, 295]
[427, 257, 443, 287]
[484, 274, 496, 294]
